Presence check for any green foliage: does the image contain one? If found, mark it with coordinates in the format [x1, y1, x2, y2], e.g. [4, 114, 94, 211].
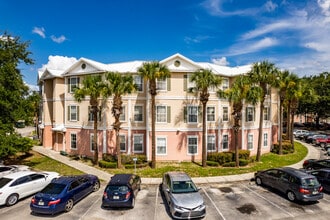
[0, 133, 34, 158]
[206, 160, 219, 167]
[207, 150, 251, 166]
[271, 141, 294, 154]
[99, 160, 117, 168]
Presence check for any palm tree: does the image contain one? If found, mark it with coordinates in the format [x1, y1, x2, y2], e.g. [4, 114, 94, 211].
[104, 72, 137, 168]
[137, 61, 170, 169]
[73, 74, 107, 165]
[218, 75, 261, 166]
[248, 61, 279, 162]
[190, 69, 222, 167]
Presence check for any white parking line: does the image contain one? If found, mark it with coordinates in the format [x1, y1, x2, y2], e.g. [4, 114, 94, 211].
[202, 188, 227, 220]
[79, 195, 101, 220]
[154, 185, 159, 220]
[241, 184, 294, 218]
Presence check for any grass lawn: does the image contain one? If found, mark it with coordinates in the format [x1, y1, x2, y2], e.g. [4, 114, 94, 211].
[5, 142, 307, 178]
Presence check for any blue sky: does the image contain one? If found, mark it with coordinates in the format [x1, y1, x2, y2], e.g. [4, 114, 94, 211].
[1, 0, 330, 88]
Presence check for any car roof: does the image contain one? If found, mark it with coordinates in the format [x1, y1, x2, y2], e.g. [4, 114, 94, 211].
[1, 170, 38, 178]
[280, 167, 315, 178]
[108, 174, 134, 185]
[166, 172, 191, 182]
[51, 175, 82, 185]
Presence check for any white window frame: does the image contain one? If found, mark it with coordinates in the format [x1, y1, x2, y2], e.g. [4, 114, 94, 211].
[156, 78, 167, 91]
[90, 133, 95, 152]
[207, 106, 215, 122]
[119, 106, 126, 122]
[156, 105, 167, 123]
[222, 106, 229, 122]
[70, 133, 77, 149]
[222, 134, 229, 151]
[248, 134, 253, 150]
[187, 106, 198, 124]
[207, 135, 216, 152]
[263, 132, 268, 148]
[119, 135, 126, 152]
[187, 74, 195, 90]
[133, 134, 144, 153]
[187, 136, 198, 155]
[263, 106, 270, 121]
[134, 75, 143, 92]
[69, 105, 79, 121]
[134, 105, 143, 122]
[246, 107, 255, 122]
[156, 136, 167, 155]
[69, 77, 79, 93]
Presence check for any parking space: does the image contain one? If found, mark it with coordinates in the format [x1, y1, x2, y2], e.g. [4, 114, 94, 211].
[2, 180, 330, 219]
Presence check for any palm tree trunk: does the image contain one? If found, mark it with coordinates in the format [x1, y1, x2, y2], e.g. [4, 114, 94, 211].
[93, 109, 98, 165]
[115, 124, 122, 168]
[202, 102, 207, 167]
[256, 100, 265, 162]
[279, 102, 283, 155]
[151, 94, 156, 169]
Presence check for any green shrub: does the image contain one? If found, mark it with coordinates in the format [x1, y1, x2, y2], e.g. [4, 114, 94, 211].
[271, 141, 294, 154]
[206, 160, 219, 167]
[223, 162, 236, 167]
[102, 154, 116, 162]
[239, 150, 250, 160]
[98, 160, 117, 168]
[239, 159, 249, 166]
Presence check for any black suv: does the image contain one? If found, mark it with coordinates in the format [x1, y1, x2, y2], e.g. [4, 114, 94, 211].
[255, 167, 323, 202]
[102, 174, 141, 208]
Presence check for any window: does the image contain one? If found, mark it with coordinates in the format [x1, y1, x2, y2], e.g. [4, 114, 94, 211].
[134, 75, 143, 92]
[246, 107, 255, 122]
[223, 106, 229, 122]
[156, 137, 167, 155]
[88, 106, 101, 121]
[187, 136, 198, 155]
[68, 77, 79, 93]
[263, 133, 268, 147]
[68, 105, 79, 121]
[207, 135, 216, 152]
[157, 78, 167, 91]
[134, 105, 143, 122]
[248, 134, 253, 150]
[90, 134, 96, 152]
[187, 74, 195, 90]
[207, 106, 215, 122]
[263, 107, 270, 121]
[119, 135, 126, 152]
[222, 134, 229, 150]
[71, 133, 77, 149]
[222, 78, 229, 90]
[156, 106, 167, 123]
[119, 106, 126, 122]
[187, 106, 198, 123]
[133, 135, 143, 153]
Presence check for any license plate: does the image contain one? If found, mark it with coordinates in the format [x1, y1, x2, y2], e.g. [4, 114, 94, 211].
[312, 190, 318, 195]
[38, 201, 44, 206]
[113, 196, 119, 200]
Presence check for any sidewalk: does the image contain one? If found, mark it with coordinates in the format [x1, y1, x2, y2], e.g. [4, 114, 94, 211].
[32, 140, 320, 185]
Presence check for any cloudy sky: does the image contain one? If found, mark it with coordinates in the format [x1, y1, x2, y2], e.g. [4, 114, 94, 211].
[1, 0, 330, 88]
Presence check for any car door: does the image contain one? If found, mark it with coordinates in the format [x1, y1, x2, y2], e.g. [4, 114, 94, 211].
[68, 180, 84, 201]
[10, 175, 33, 198]
[29, 173, 48, 193]
[275, 170, 290, 193]
[162, 174, 171, 203]
[78, 176, 92, 196]
[263, 169, 279, 187]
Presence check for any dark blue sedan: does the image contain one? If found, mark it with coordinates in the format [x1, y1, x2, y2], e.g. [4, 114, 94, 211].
[30, 174, 100, 215]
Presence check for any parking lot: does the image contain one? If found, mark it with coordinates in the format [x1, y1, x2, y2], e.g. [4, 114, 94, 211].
[2, 180, 330, 220]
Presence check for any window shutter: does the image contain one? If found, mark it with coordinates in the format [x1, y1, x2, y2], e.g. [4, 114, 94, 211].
[167, 106, 171, 123]
[184, 106, 187, 123]
[67, 78, 70, 92]
[77, 106, 80, 121]
[183, 75, 187, 91]
[99, 106, 102, 121]
[68, 106, 70, 121]
[88, 106, 91, 121]
[167, 77, 171, 91]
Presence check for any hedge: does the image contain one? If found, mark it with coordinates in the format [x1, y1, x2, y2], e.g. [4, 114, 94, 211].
[271, 141, 294, 154]
[207, 150, 251, 165]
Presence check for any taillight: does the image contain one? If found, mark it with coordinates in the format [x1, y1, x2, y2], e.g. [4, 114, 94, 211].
[303, 160, 309, 166]
[299, 188, 310, 194]
[31, 197, 36, 204]
[125, 191, 131, 199]
[319, 186, 323, 192]
[48, 199, 61, 206]
[103, 192, 108, 199]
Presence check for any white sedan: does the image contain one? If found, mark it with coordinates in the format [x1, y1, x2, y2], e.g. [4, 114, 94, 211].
[0, 165, 30, 177]
[0, 170, 59, 206]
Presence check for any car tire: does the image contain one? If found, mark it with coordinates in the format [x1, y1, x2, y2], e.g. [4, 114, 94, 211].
[93, 181, 100, 192]
[255, 177, 262, 186]
[6, 193, 19, 206]
[287, 191, 296, 202]
[64, 199, 74, 212]
[320, 143, 325, 148]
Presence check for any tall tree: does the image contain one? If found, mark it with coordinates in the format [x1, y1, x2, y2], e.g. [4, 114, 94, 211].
[248, 61, 279, 162]
[137, 61, 170, 169]
[104, 72, 137, 168]
[0, 32, 34, 133]
[218, 75, 261, 166]
[74, 74, 107, 165]
[190, 69, 222, 167]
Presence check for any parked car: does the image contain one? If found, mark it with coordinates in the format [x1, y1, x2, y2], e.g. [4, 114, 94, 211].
[306, 134, 325, 144]
[102, 174, 141, 208]
[161, 171, 206, 219]
[314, 135, 330, 148]
[293, 129, 309, 138]
[30, 174, 100, 215]
[303, 159, 330, 170]
[0, 170, 59, 206]
[254, 167, 323, 202]
[307, 169, 330, 192]
[0, 165, 29, 177]
[299, 131, 318, 141]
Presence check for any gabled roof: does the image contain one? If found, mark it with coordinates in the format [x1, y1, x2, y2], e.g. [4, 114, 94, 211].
[108, 61, 144, 73]
[39, 68, 64, 81]
[63, 57, 114, 76]
[197, 62, 252, 77]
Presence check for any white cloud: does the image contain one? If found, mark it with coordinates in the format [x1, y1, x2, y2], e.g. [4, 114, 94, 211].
[211, 57, 229, 66]
[318, 0, 330, 16]
[38, 55, 77, 73]
[229, 37, 279, 56]
[51, 35, 67, 43]
[32, 27, 46, 38]
[264, 0, 278, 12]
[184, 35, 212, 44]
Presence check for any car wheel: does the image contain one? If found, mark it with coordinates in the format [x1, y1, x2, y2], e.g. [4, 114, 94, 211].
[6, 194, 19, 206]
[64, 199, 74, 212]
[255, 177, 262, 186]
[320, 143, 325, 148]
[93, 181, 100, 192]
[131, 197, 135, 208]
[287, 191, 296, 202]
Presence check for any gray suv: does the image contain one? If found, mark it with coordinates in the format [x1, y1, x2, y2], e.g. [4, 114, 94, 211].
[255, 167, 323, 202]
[161, 171, 206, 219]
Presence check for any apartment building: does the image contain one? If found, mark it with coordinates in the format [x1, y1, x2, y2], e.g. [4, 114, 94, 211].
[38, 53, 279, 162]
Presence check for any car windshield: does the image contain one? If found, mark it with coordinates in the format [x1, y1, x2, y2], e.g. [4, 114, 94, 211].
[301, 178, 319, 187]
[0, 177, 12, 188]
[106, 185, 129, 193]
[172, 180, 198, 193]
[40, 183, 66, 194]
